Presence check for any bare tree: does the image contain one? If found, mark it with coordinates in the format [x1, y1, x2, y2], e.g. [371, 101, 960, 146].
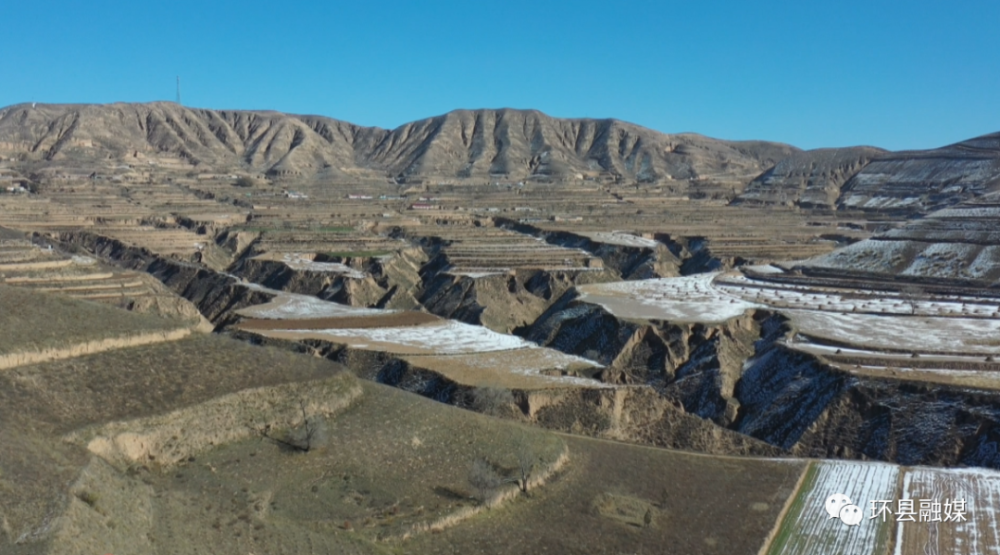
[283, 413, 328, 452]
[245, 401, 328, 453]
[900, 284, 925, 315]
[514, 438, 538, 494]
[468, 457, 503, 505]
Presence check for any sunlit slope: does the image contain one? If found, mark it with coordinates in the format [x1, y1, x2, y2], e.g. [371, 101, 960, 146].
[0, 103, 797, 183]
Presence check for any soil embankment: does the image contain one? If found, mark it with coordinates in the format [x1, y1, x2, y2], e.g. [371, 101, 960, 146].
[0, 327, 196, 370]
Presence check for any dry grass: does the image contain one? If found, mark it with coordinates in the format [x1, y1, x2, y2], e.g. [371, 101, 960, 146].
[0, 334, 343, 434]
[120, 381, 566, 551]
[237, 312, 439, 330]
[405, 434, 805, 555]
[0, 284, 184, 355]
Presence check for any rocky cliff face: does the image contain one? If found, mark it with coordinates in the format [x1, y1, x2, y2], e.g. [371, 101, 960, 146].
[0, 103, 797, 184]
[419, 268, 616, 333]
[227, 250, 430, 310]
[525, 292, 1000, 469]
[58, 228, 1000, 469]
[226, 330, 783, 458]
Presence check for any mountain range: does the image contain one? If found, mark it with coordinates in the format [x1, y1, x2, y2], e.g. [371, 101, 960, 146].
[2, 102, 999, 214]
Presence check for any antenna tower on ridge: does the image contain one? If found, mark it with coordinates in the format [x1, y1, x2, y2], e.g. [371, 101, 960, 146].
[176, 76, 181, 105]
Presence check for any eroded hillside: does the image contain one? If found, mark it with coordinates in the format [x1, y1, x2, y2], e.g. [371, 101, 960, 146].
[0, 103, 797, 185]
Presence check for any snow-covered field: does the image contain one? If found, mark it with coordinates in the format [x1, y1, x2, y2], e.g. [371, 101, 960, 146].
[718, 274, 1000, 318]
[578, 273, 761, 323]
[405, 348, 606, 389]
[580, 231, 659, 248]
[253, 252, 366, 278]
[769, 461, 899, 555]
[895, 467, 1000, 555]
[236, 291, 388, 319]
[787, 310, 1000, 354]
[236, 281, 606, 388]
[260, 319, 533, 355]
[581, 272, 1000, 357]
[447, 270, 509, 279]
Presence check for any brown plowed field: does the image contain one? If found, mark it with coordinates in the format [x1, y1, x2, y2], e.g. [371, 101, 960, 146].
[236, 311, 440, 330]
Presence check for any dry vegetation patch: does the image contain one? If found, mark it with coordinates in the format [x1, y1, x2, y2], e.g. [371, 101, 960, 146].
[0, 285, 186, 356]
[0, 334, 345, 434]
[237, 311, 439, 331]
[405, 434, 804, 555]
[91, 381, 567, 553]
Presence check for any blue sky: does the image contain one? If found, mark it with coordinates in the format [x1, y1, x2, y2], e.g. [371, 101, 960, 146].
[4, 0, 998, 150]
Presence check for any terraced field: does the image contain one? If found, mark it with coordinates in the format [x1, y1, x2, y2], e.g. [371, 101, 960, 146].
[408, 226, 603, 275]
[765, 461, 899, 555]
[0, 235, 204, 322]
[577, 269, 1000, 387]
[232, 284, 608, 390]
[0, 284, 193, 364]
[895, 467, 1000, 555]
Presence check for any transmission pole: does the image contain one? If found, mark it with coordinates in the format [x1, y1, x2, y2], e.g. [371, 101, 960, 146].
[176, 76, 181, 105]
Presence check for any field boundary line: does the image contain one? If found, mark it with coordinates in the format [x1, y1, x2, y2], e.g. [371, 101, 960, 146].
[757, 460, 814, 555]
[0, 327, 194, 370]
[551, 430, 799, 464]
[394, 443, 571, 541]
[886, 465, 906, 555]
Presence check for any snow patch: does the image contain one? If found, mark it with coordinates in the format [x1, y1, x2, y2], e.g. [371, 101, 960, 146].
[236, 291, 389, 319]
[279, 320, 533, 355]
[277, 253, 366, 278]
[581, 231, 659, 248]
[578, 273, 762, 323]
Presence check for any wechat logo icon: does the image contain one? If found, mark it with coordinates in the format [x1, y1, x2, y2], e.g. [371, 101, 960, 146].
[826, 493, 863, 526]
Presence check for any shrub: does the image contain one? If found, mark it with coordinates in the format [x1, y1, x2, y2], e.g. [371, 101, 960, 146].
[470, 386, 515, 418]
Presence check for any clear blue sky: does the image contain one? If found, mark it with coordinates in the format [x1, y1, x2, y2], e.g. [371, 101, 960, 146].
[4, 0, 998, 151]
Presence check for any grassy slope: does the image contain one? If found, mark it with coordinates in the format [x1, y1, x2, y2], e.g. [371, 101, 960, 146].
[129, 382, 564, 554]
[0, 284, 186, 354]
[0, 333, 348, 554]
